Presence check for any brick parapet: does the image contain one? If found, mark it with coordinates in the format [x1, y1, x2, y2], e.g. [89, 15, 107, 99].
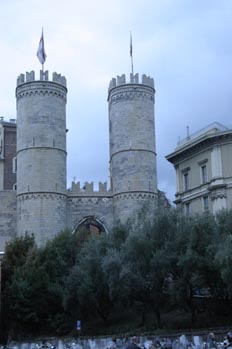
[68, 181, 111, 197]
[16, 71, 67, 101]
[108, 74, 155, 105]
[108, 73, 154, 91]
[17, 70, 66, 87]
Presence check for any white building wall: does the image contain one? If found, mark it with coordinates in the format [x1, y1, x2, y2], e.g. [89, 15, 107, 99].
[211, 145, 222, 178]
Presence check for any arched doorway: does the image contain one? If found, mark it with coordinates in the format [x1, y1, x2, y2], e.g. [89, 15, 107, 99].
[74, 216, 108, 235]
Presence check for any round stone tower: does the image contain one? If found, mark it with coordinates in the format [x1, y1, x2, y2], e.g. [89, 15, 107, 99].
[108, 73, 158, 224]
[16, 70, 67, 246]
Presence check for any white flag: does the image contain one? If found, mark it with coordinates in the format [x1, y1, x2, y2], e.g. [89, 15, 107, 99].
[37, 29, 46, 65]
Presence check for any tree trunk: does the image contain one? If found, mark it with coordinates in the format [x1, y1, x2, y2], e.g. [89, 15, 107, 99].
[188, 284, 196, 325]
[155, 305, 162, 328]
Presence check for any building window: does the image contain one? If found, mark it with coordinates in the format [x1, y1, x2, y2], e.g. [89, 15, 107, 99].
[203, 196, 209, 211]
[201, 165, 207, 184]
[183, 172, 190, 191]
[185, 202, 190, 215]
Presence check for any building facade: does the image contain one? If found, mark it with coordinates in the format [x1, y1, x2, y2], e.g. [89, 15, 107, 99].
[166, 122, 232, 214]
[0, 119, 17, 249]
[0, 70, 159, 249]
[0, 118, 17, 190]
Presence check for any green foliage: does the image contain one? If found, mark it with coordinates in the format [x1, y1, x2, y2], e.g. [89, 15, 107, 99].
[215, 234, 232, 297]
[2, 209, 232, 338]
[65, 234, 113, 324]
[3, 233, 36, 284]
[167, 213, 224, 324]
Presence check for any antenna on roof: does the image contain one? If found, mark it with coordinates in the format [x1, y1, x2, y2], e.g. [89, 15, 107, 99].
[187, 125, 190, 140]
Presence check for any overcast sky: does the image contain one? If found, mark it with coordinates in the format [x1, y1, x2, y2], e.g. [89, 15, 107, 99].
[0, 0, 232, 203]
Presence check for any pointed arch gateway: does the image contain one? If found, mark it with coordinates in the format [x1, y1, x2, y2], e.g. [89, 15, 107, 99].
[74, 216, 108, 235]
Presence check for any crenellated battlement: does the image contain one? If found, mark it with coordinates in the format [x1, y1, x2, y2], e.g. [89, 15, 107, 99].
[108, 73, 154, 91]
[17, 70, 67, 87]
[68, 181, 111, 197]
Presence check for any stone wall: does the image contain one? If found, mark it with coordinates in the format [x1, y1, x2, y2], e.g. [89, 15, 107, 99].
[16, 71, 67, 244]
[17, 193, 67, 246]
[3, 125, 17, 190]
[0, 191, 16, 251]
[108, 73, 158, 224]
[67, 196, 113, 233]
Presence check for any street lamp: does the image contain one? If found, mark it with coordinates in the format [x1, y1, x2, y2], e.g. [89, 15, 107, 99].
[0, 251, 5, 344]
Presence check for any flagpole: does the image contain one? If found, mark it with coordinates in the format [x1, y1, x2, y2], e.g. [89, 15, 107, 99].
[130, 31, 134, 76]
[131, 52, 134, 76]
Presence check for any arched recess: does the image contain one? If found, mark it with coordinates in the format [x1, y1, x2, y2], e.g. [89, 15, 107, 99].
[74, 216, 109, 235]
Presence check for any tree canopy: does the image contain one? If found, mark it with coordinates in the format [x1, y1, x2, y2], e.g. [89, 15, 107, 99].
[1, 209, 232, 340]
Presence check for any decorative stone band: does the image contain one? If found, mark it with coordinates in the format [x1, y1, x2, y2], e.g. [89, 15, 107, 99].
[67, 197, 113, 204]
[209, 184, 227, 200]
[108, 84, 155, 107]
[16, 81, 67, 101]
[17, 192, 67, 200]
[110, 148, 157, 161]
[210, 192, 227, 200]
[113, 191, 158, 200]
[17, 146, 67, 156]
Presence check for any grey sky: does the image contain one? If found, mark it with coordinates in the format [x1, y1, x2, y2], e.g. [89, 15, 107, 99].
[0, 0, 231, 203]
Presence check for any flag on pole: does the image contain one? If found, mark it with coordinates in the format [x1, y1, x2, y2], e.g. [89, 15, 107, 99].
[130, 32, 133, 57]
[130, 31, 134, 76]
[37, 29, 47, 65]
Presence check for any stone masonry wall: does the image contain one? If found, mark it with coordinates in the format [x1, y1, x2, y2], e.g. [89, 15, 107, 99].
[17, 193, 67, 246]
[0, 191, 16, 251]
[113, 192, 157, 225]
[16, 71, 67, 245]
[3, 125, 17, 190]
[67, 182, 113, 232]
[67, 196, 113, 233]
[108, 73, 158, 224]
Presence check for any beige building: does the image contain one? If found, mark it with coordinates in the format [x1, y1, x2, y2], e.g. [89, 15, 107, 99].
[166, 122, 232, 214]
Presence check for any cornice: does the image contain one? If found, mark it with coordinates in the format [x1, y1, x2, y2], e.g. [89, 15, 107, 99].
[17, 192, 67, 200]
[16, 81, 67, 101]
[113, 191, 158, 200]
[166, 131, 232, 164]
[108, 84, 154, 107]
